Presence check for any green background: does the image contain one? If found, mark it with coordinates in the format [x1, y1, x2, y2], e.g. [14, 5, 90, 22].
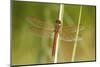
[12, 1, 96, 65]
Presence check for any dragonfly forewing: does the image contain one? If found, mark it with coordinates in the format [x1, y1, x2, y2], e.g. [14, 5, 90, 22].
[27, 16, 54, 30]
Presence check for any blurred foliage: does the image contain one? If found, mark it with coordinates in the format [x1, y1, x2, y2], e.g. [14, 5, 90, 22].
[12, 1, 96, 65]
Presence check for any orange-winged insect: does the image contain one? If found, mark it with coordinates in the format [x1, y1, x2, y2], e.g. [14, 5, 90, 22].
[26, 16, 84, 56]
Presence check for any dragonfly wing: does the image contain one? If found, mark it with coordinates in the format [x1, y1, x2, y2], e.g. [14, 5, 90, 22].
[60, 25, 84, 42]
[59, 35, 83, 42]
[30, 26, 54, 39]
[62, 25, 84, 33]
[26, 16, 55, 39]
[26, 16, 54, 30]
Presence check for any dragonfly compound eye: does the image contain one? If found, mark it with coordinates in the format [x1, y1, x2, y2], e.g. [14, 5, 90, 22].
[56, 20, 61, 24]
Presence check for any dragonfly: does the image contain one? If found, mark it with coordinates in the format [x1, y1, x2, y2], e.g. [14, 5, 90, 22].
[26, 16, 84, 56]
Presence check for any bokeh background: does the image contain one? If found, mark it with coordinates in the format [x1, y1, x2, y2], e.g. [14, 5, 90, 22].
[11, 1, 96, 65]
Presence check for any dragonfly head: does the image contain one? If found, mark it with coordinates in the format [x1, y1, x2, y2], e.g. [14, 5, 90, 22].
[56, 20, 61, 24]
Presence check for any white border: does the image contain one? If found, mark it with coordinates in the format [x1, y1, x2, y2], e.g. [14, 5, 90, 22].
[17, 0, 96, 5]
[0, 0, 10, 67]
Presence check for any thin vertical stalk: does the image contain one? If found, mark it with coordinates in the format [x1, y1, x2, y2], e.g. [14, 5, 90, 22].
[53, 4, 64, 63]
[71, 5, 83, 62]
